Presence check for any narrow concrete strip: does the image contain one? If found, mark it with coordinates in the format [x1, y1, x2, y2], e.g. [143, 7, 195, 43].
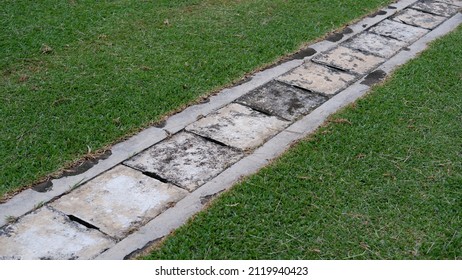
[96, 11, 461, 260]
[0, 127, 167, 228]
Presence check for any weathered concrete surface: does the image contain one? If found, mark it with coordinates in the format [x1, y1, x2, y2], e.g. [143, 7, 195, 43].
[51, 165, 187, 240]
[235, 81, 327, 121]
[312, 46, 385, 75]
[437, 0, 462, 7]
[0, 207, 114, 260]
[343, 32, 407, 58]
[412, 0, 460, 17]
[186, 103, 289, 150]
[393, 8, 447, 29]
[124, 132, 243, 191]
[369, 19, 429, 42]
[277, 62, 357, 96]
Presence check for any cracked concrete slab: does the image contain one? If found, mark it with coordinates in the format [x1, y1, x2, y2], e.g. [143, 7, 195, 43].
[393, 8, 447, 29]
[51, 165, 187, 240]
[343, 32, 408, 58]
[312, 45, 386, 75]
[186, 103, 289, 150]
[411, 0, 460, 17]
[0, 207, 114, 260]
[124, 132, 243, 191]
[277, 62, 357, 96]
[235, 81, 327, 121]
[369, 19, 429, 42]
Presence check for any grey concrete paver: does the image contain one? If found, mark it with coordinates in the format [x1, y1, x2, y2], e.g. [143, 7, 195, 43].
[0, 207, 114, 260]
[277, 62, 357, 96]
[393, 8, 447, 29]
[343, 32, 408, 58]
[369, 19, 429, 42]
[436, 0, 462, 7]
[51, 165, 187, 240]
[186, 103, 289, 150]
[124, 132, 243, 191]
[312, 45, 386, 75]
[411, 0, 460, 17]
[235, 81, 327, 121]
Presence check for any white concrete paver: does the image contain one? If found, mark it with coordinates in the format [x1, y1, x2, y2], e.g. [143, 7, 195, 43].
[124, 132, 243, 191]
[0, 207, 114, 260]
[277, 62, 357, 95]
[393, 8, 447, 29]
[312, 46, 385, 75]
[186, 103, 289, 150]
[369, 19, 429, 42]
[51, 165, 187, 240]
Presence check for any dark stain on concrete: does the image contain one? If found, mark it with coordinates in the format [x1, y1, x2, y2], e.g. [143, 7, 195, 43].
[326, 27, 354, 42]
[32, 180, 53, 193]
[361, 70, 387, 86]
[368, 10, 387, 17]
[60, 150, 112, 178]
[289, 47, 317, 60]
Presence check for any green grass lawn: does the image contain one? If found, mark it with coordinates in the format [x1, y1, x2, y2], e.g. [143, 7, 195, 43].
[144, 26, 462, 260]
[0, 0, 393, 198]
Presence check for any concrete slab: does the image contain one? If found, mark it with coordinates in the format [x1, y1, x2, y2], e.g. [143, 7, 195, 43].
[411, 0, 460, 17]
[124, 132, 243, 191]
[369, 19, 429, 43]
[393, 8, 447, 29]
[186, 103, 289, 150]
[343, 32, 408, 58]
[277, 62, 357, 96]
[235, 81, 327, 121]
[51, 165, 187, 240]
[436, 0, 462, 7]
[0, 207, 114, 260]
[312, 46, 386, 75]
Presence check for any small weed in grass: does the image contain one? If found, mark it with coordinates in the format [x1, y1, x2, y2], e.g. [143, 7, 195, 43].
[145, 27, 462, 260]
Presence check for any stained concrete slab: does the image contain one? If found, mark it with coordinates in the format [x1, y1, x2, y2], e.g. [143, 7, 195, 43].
[124, 132, 243, 191]
[0, 207, 114, 260]
[51, 165, 187, 240]
[411, 0, 460, 17]
[186, 103, 289, 151]
[235, 81, 327, 121]
[343, 32, 408, 58]
[277, 62, 357, 96]
[436, 0, 462, 7]
[312, 46, 386, 75]
[369, 19, 429, 43]
[393, 8, 447, 29]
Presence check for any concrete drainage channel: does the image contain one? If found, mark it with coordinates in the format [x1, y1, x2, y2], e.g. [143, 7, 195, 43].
[0, 0, 461, 260]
